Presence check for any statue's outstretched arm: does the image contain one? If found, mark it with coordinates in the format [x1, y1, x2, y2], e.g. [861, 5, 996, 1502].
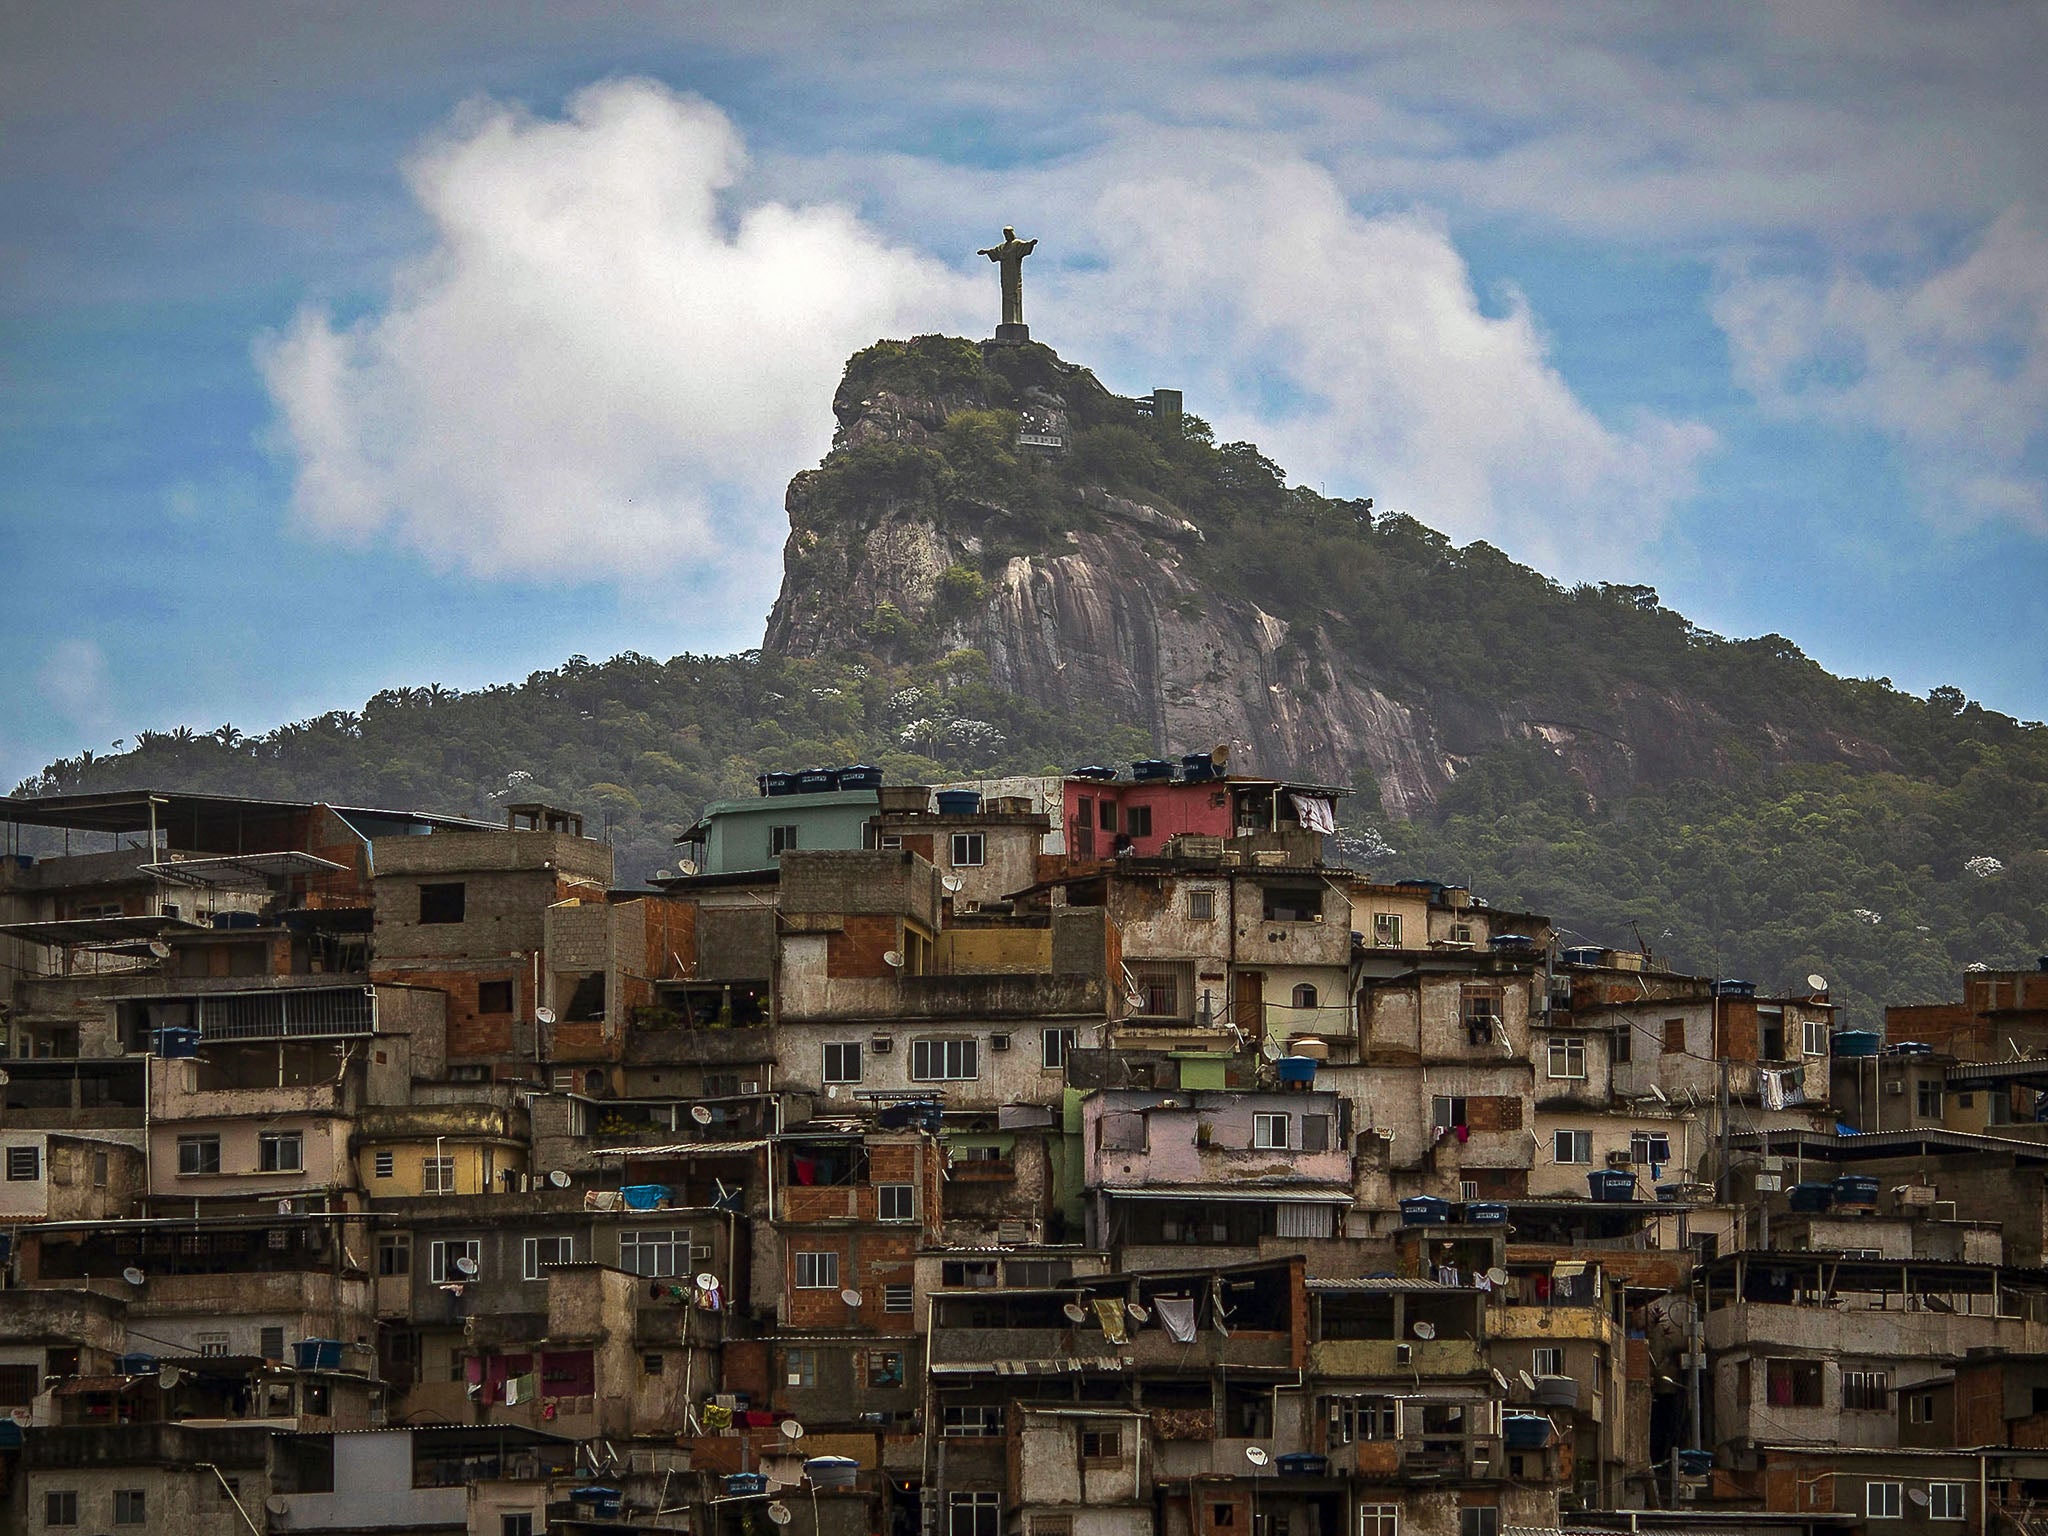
[977, 247, 998, 260]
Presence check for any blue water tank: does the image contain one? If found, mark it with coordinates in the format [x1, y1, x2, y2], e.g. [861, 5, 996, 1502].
[1832, 1175, 1879, 1207]
[1560, 946, 1604, 967]
[293, 1339, 345, 1371]
[1071, 765, 1119, 782]
[1276, 1056, 1318, 1085]
[724, 1474, 768, 1497]
[934, 790, 982, 816]
[1276, 1452, 1329, 1476]
[1787, 1182, 1834, 1212]
[837, 765, 883, 790]
[1400, 1195, 1454, 1226]
[804, 1456, 861, 1490]
[1712, 979, 1756, 998]
[1503, 1413, 1554, 1449]
[1888, 1041, 1933, 1057]
[762, 772, 798, 797]
[1463, 1201, 1509, 1224]
[1131, 759, 1176, 782]
[153, 1026, 200, 1058]
[797, 768, 838, 794]
[1181, 754, 1219, 782]
[1588, 1170, 1637, 1203]
[1833, 1030, 1882, 1058]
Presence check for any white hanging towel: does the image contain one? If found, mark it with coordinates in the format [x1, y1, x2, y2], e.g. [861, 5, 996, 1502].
[1290, 794, 1337, 835]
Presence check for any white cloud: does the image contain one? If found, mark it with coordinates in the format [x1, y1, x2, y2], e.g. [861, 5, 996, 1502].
[37, 639, 114, 732]
[258, 78, 980, 599]
[1715, 210, 2048, 534]
[1038, 135, 1715, 576]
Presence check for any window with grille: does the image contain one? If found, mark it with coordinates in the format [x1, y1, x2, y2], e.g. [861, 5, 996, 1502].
[911, 1039, 978, 1080]
[196, 1333, 229, 1358]
[878, 1184, 915, 1221]
[1612, 1026, 1633, 1062]
[621, 1230, 686, 1277]
[1930, 1483, 1966, 1521]
[1867, 1483, 1902, 1520]
[423, 1156, 456, 1195]
[1844, 1370, 1888, 1411]
[1189, 889, 1216, 920]
[259, 1131, 303, 1172]
[883, 1282, 914, 1313]
[1553, 1130, 1592, 1164]
[1292, 984, 1318, 1010]
[3, 1145, 37, 1181]
[260, 1326, 285, 1360]
[943, 1405, 1004, 1437]
[1042, 1028, 1075, 1069]
[948, 1492, 1001, 1536]
[1327, 1397, 1398, 1443]
[523, 1235, 574, 1280]
[1360, 1508, 1399, 1536]
[178, 1135, 221, 1175]
[374, 1150, 395, 1178]
[1129, 963, 1191, 1019]
[1547, 1037, 1586, 1079]
[785, 1348, 816, 1387]
[823, 1042, 862, 1084]
[950, 833, 985, 867]
[1081, 1428, 1122, 1460]
[794, 1251, 839, 1289]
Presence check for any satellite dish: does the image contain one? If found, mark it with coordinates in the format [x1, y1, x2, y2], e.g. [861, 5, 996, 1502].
[454, 1255, 478, 1277]
[265, 1496, 291, 1517]
[1807, 974, 1828, 993]
[1413, 1320, 1437, 1340]
[0, 1069, 10, 1086]
[941, 875, 964, 893]
[1492, 1368, 1510, 1391]
[1261, 1038, 1282, 1062]
[148, 939, 172, 959]
[655, 868, 677, 882]
[1245, 1446, 1270, 1467]
[1518, 1370, 1537, 1391]
[121, 1267, 146, 1287]
[691, 1103, 714, 1125]
[841, 1289, 863, 1308]
[1649, 1084, 1669, 1103]
[548, 1169, 571, 1189]
[780, 1418, 806, 1441]
[536, 1007, 557, 1025]
[1486, 1267, 1508, 1287]
[159, 1366, 184, 1389]
[1062, 1302, 1089, 1323]
[1126, 992, 1146, 1010]
[768, 1505, 794, 1526]
[1126, 1302, 1150, 1323]
[695, 1273, 720, 1292]
[882, 950, 905, 969]
[678, 859, 700, 877]
[1909, 1491, 1930, 1508]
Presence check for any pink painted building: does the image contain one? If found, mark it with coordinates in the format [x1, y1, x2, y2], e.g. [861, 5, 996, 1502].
[1062, 770, 1344, 861]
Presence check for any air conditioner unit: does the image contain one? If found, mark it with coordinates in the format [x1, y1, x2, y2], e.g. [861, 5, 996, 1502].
[991, 1034, 1011, 1052]
[1606, 1151, 1634, 1168]
[739, 1080, 761, 1095]
[960, 901, 982, 914]
[870, 1037, 894, 1055]
[1885, 1081, 1905, 1095]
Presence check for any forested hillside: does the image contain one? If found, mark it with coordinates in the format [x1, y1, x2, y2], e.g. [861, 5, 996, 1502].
[20, 335, 2048, 1025]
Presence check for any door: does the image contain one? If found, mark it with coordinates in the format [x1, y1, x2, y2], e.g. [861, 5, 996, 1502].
[1234, 970, 1265, 1037]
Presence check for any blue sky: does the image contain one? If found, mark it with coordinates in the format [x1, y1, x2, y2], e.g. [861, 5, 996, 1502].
[5, 3, 2047, 788]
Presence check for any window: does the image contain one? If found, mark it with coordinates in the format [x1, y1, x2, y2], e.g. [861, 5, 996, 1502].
[1292, 984, 1318, 1010]
[374, 1150, 395, 1178]
[1460, 1508, 1498, 1536]
[45, 1491, 77, 1526]
[868, 1350, 905, 1388]
[1263, 887, 1323, 923]
[418, 882, 466, 923]
[1360, 1507, 1399, 1536]
[1129, 963, 1188, 1019]
[1328, 1397, 1399, 1443]
[259, 1131, 304, 1173]
[197, 1331, 229, 1357]
[1804, 1017, 1830, 1056]
[823, 1042, 862, 1084]
[1844, 1370, 1888, 1411]
[1252, 1113, 1290, 1150]
[178, 1135, 221, 1176]
[1532, 1347, 1564, 1377]
[423, 1156, 456, 1195]
[911, 1038, 978, 1081]
[949, 1492, 1001, 1536]
[770, 824, 799, 857]
[1867, 1482, 1902, 1520]
[1042, 1028, 1076, 1069]
[114, 1489, 147, 1525]
[523, 1234, 574, 1280]
[1189, 889, 1216, 920]
[377, 1234, 410, 1276]
[4, 1145, 37, 1181]
[950, 833, 985, 867]
[1553, 1130, 1592, 1164]
[794, 1250, 840, 1289]
[943, 1405, 1004, 1437]
[1462, 985, 1504, 1043]
[878, 1183, 915, 1221]
[1547, 1036, 1587, 1080]
[1372, 913, 1401, 947]
[1662, 1017, 1686, 1054]
[1081, 1428, 1122, 1460]
[785, 1348, 817, 1387]
[1461, 1180, 1480, 1202]
[1930, 1482, 1966, 1521]
[478, 979, 514, 1014]
[1918, 1081, 1944, 1119]
[1909, 1391, 1937, 1425]
[943, 1259, 999, 1287]
[1612, 1026, 1633, 1063]
[503, 1517, 537, 1536]
[91, 1152, 107, 1187]
[1631, 1132, 1672, 1166]
[1767, 1358, 1823, 1407]
[1431, 1096, 1468, 1132]
[1125, 806, 1152, 838]
[620, 1229, 688, 1277]
[260, 1325, 285, 1360]
[428, 1239, 480, 1283]
[884, 1282, 914, 1314]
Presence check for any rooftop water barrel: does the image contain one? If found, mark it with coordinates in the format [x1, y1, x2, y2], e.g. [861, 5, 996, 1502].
[797, 768, 838, 794]
[1786, 1182, 1834, 1212]
[1588, 1169, 1637, 1202]
[1561, 946, 1604, 967]
[1533, 1374, 1579, 1408]
[1712, 979, 1756, 998]
[153, 1025, 200, 1058]
[1832, 1175, 1880, 1207]
[1833, 1030, 1882, 1058]
[1289, 1037, 1330, 1061]
[1182, 753, 1219, 782]
[293, 1339, 345, 1371]
[1502, 1413, 1554, 1449]
[934, 790, 982, 815]
[116, 1353, 158, 1375]
[837, 765, 883, 790]
[1276, 1055, 1318, 1085]
[1463, 1201, 1509, 1224]
[1276, 1452, 1329, 1476]
[1489, 934, 1536, 951]
[572, 1487, 624, 1516]
[762, 771, 798, 796]
[804, 1457, 861, 1490]
[1072, 765, 1119, 781]
[724, 1473, 769, 1497]
[1888, 1041, 1933, 1057]
[1400, 1195, 1454, 1226]
[1132, 758, 1176, 782]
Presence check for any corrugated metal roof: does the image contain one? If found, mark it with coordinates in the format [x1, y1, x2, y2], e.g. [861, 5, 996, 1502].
[1308, 1277, 1475, 1293]
[1099, 1184, 1351, 1203]
[589, 1141, 768, 1157]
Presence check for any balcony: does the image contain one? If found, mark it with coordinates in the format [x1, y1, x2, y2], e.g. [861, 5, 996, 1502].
[1308, 1338, 1485, 1377]
[780, 973, 1110, 1025]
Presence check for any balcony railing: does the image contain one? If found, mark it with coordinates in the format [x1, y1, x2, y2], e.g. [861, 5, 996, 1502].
[190, 988, 375, 1041]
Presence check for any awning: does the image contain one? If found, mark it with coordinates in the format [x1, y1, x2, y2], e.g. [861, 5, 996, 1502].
[56, 1375, 145, 1396]
[930, 1356, 1128, 1377]
[0, 915, 207, 948]
[140, 852, 347, 887]
[1100, 1185, 1351, 1204]
[589, 1141, 768, 1157]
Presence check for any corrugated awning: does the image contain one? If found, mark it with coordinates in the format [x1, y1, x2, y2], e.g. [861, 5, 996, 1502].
[930, 1356, 1128, 1377]
[0, 915, 207, 948]
[56, 1375, 145, 1395]
[589, 1141, 768, 1157]
[1100, 1185, 1350, 1204]
[140, 851, 347, 887]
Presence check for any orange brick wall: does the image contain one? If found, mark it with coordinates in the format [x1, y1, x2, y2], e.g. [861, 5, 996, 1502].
[828, 915, 900, 979]
[371, 964, 522, 1058]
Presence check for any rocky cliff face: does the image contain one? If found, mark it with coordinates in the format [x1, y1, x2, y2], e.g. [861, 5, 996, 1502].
[763, 336, 1894, 818]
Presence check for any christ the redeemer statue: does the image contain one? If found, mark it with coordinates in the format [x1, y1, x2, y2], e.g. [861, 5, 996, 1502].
[978, 226, 1037, 343]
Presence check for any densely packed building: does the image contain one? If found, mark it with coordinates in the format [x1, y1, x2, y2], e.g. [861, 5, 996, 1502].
[0, 769, 2040, 1536]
